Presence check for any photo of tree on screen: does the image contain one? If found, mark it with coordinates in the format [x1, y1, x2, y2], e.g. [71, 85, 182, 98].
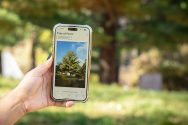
[55, 41, 87, 88]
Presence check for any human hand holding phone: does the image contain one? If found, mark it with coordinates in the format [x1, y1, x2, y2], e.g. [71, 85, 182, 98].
[0, 23, 91, 124]
[0, 57, 74, 125]
[18, 56, 74, 112]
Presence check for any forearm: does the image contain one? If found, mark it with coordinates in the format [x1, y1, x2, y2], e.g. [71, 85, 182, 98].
[0, 89, 26, 125]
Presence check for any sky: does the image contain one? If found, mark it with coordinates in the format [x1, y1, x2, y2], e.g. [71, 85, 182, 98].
[56, 41, 87, 65]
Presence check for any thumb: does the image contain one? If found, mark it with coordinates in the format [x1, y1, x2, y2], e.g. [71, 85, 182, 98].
[30, 56, 53, 76]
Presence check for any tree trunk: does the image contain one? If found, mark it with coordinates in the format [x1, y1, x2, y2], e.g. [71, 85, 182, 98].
[31, 32, 37, 69]
[99, 13, 119, 84]
[0, 50, 2, 74]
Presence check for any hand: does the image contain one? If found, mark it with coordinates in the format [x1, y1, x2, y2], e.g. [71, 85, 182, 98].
[0, 57, 74, 125]
[16, 56, 74, 113]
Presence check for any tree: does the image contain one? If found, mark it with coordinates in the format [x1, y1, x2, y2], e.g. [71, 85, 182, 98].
[58, 51, 80, 76]
[0, 8, 23, 74]
[0, 0, 122, 83]
[77, 60, 86, 79]
[0, 7, 42, 71]
[1, 0, 188, 84]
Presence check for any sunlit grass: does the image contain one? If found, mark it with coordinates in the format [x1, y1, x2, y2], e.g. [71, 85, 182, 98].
[0, 76, 19, 95]
[0, 75, 188, 125]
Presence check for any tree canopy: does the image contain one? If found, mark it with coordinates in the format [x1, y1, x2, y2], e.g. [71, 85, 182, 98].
[0, 0, 188, 83]
[58, 51, 80, 76]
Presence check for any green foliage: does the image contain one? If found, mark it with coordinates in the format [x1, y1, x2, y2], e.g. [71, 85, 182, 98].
[0, 76, 188, 125]
[126, 0, 188, 50]
[55, 51, 86, 87]
[1, 0, 188, 49]
[0, 76, 19, 95]
[0, 0, 188, 84]
[0, 8, 23, 49]
[0, 8, 21, 31]
[162, 67, 188, 90]
[1, 0, 187, 50]
[58, 51, 80, 76]
[38, 29, 52, 52]
[77, 60, 86, 79]
[141, 45, 188, 90]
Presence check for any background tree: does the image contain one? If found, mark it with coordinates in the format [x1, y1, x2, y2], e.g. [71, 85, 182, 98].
[0, 8, 23, 74]
[1, 0, 188, 85]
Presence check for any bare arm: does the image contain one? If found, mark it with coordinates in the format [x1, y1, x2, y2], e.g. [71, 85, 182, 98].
[0, 57, 74, 125]
[0, 89, 26, 125]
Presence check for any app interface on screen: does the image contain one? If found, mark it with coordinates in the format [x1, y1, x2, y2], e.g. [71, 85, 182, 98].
[55, 41, 88, 88]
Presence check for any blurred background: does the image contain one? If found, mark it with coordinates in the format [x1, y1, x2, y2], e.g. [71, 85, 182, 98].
[0, 0, 188, 125]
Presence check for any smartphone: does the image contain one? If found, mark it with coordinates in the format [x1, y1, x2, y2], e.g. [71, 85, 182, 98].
[51, 24, 92, 102]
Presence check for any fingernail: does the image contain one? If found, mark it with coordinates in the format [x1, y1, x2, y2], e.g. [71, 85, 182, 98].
[47, 53, 52, 60]
[46, 56, 52, 63]
[48, 56, 52, 61]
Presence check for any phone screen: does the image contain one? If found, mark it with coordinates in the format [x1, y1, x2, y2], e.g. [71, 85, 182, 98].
[55, 41, 88, 88]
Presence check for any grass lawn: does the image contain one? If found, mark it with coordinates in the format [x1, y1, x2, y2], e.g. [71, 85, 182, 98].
[0, 75, 188, 125]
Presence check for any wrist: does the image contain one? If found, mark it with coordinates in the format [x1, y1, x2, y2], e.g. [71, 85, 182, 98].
[10, 88, 27, 114]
